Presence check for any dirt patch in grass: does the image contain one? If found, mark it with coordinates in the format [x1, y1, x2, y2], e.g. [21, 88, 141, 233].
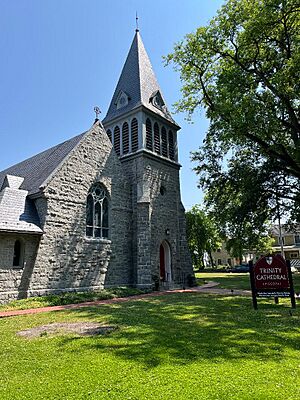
[17, 322, 117, 338]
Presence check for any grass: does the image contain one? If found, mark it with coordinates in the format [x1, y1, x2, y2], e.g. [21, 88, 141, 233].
[0, 292, 300, 399]
[0, 287, 147, 312]
[196, 271, 300, 292]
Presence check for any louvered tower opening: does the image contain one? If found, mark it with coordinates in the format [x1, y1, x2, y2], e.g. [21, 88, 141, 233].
[107, 129, 112, 142]
[131, 118, 139, 152]
[146, 118, 153, 151]
[122, 122, 129, 154]
[114, 126, 121, 156]
[168, 130, 175, 160]
[154, 122, 160, 155]
[161, 127, 168, 157]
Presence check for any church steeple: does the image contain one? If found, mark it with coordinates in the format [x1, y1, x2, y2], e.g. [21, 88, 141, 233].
[103, 31, 177, 126]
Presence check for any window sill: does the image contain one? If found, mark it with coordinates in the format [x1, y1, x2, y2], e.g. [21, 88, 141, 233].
[85, 237, 111, 244]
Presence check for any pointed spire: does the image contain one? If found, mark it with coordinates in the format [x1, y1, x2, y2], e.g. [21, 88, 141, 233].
[103, 31, 177, 126]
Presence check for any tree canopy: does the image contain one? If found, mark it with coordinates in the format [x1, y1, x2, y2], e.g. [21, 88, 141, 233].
[186, 206, 221, 269]
[166, 0, 300, 229]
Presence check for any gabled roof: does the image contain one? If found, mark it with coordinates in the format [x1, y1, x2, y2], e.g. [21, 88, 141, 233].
[103, 31, 177, 126]
[0, 132, 86, 196]
[0, 186, 42, 234]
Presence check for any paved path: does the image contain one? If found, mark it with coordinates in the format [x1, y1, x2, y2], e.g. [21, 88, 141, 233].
[0, 282, 251, 319]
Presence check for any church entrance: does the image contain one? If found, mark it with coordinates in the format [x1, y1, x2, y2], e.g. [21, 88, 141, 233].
[159, 241, 172, 282]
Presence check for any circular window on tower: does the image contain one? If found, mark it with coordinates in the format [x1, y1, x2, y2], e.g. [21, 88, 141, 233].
[160, 186, 166, 196]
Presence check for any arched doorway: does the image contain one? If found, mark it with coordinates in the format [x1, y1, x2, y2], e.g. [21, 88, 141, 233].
[159, 241, 172, 282]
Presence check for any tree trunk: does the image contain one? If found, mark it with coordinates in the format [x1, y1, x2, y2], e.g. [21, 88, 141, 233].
[208, 251, 214, 268]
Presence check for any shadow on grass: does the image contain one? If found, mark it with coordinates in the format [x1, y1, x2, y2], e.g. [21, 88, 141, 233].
[55, 293, 300, 368]
[196, 272, 300, 292]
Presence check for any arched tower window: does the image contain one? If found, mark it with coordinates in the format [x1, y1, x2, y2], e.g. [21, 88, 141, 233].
[168, 130, 175, 160]
[107, 129, 112, 142]
[13, 240, 22, 267]
[122, 122, 129, 155]
[161, 127, 168, 157]
[86, 184, 109, 239]
[146, 118, 153, 151]
[131, 118, 139, 152]
[113, 126, 121, 156]
[154, 122, 161, 155]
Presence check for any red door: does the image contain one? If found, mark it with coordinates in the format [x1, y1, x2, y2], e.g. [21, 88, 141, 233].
[160, 244, 166, 280]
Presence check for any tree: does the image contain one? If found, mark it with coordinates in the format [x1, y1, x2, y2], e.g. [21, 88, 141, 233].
[166, 0, 300, 226]
[202, 148, 286, 259]
[186, 206, 221, 269]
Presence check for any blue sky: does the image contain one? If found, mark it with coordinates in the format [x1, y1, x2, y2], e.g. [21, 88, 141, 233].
[0, 0, 224, 209]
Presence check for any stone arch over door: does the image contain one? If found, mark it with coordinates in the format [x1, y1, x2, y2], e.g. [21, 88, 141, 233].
[159, 240, 172, 282]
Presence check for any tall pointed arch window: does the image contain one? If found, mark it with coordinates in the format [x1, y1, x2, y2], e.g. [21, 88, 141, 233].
[122, 122, 129, 155]
[146, 118, 153, 151]
[86, 184, 109, 239]
[168, 130, 175, 160]
[154, 122, 160, 154]
[114, 126, 121, 156]
[131, 118, 139, 152]
[161, 127, 168, 157]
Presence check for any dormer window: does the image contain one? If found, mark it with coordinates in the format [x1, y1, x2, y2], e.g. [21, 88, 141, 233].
[150, 91, 165, 110]
[115, 90, 130, 110]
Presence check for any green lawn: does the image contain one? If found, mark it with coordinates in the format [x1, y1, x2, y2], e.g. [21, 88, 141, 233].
[196, 272, 300, 292]
[0, 292, 300, 400]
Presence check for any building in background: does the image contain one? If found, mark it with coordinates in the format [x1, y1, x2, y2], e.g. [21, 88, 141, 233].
[271, 225, 300, 264]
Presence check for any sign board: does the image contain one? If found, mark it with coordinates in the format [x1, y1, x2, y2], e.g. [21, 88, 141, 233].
[249, 255, 296, 309]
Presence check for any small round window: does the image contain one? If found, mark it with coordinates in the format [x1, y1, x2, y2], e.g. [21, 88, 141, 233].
[160, 186, 166, 195]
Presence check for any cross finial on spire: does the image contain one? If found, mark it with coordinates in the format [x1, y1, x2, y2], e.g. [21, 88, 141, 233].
[135, 12, 139, 32]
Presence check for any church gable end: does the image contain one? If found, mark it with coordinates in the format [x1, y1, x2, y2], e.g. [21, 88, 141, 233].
[28, 122, 133, 296]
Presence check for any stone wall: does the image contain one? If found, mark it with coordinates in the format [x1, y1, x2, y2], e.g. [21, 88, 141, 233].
[32, 124, 132, 296]
[1, 123, 133, 301]
[0, 233, 40, 302]
[0, 119, 193, 303]
[121, 150, 193, 288]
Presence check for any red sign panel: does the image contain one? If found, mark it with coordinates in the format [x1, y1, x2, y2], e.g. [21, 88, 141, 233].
[253, 255, 289, 291]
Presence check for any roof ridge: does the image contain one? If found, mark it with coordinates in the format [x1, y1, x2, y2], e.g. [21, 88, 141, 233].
[0, 130, 89, 195]
[39, 124, 100, 191]
[0, 131, 87, 175]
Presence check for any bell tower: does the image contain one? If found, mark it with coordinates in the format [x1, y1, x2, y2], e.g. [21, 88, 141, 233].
[103, 30, 193, 289]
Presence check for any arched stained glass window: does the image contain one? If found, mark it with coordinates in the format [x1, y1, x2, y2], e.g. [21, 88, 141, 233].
[131, 118, 139, 152]
[107, 129, 112, 142]
[161, 127, 168, 157]
[154, 122, 160, 154]
[86, 184, 109, 239]
[168, 130, 175, 160]
[122, 122, 129, 155]
[146, 118, 153, 151]
[114, 126, 121, 156]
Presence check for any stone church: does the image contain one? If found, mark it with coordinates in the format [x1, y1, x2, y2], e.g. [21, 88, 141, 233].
[0, 30, 193, 303]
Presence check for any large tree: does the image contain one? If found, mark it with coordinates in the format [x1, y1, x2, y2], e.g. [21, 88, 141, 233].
[166, 0, 300, 226]
[186, 206, 221, 269]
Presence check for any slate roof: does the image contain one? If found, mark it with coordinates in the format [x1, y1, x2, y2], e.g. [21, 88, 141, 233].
[0, 132, 86, 196]
[0, 187, 42, 234]
[103, 31, 178, 126]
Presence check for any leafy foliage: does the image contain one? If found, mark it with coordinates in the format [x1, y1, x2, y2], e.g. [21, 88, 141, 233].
[186, 206, 221, 268]
[166, 0, 300, 229]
